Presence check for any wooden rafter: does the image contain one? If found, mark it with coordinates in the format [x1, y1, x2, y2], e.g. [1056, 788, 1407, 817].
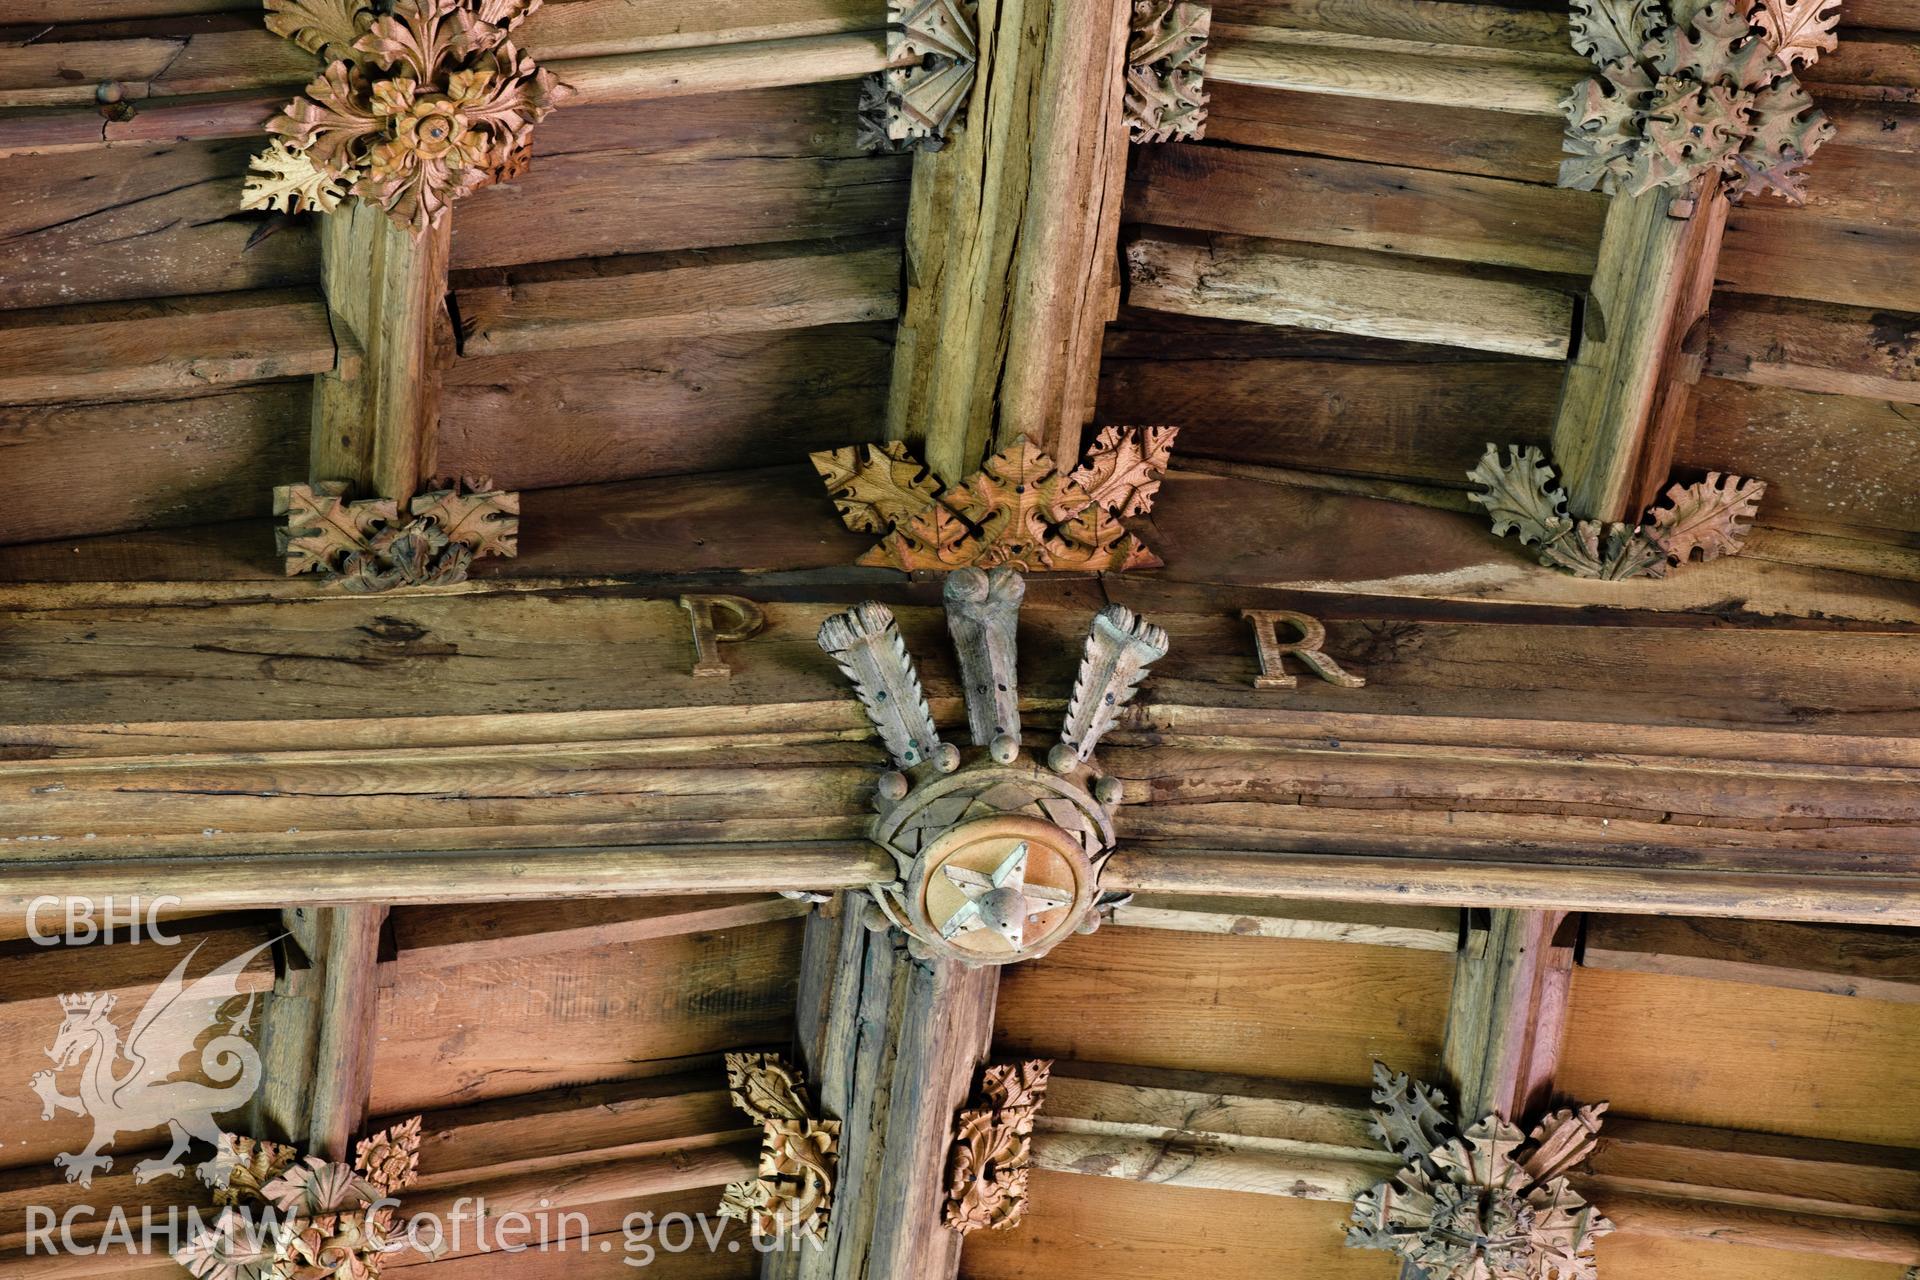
[886, 0, 1134, 481]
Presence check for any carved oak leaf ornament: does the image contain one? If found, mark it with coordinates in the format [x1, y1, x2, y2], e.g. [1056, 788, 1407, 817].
[816, 570, 1163, 966]
[945, 1060, 1052, 1234]
[1467, 443, 1764, 580]
[1559, 0, 1835, 203]
[177, 1117, 426, 1280]
[719, 1053, 841, 1240]
[275, 477, 519, 591]
[243, 136, 352, 213]
[1348, 1064, 1613, 1280]
[1747, 0, 1842, 69]
[810, 428, 1177, 573]
[247, 0, 567, 233]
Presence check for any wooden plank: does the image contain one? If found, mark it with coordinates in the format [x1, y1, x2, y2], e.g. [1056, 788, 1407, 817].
[369, 913, 805, 1115]
[1583, 915, 1920, 1003]
[885, 0, 1131, 480]
[0, 136, 318, 310]
[1125, 232, 1573, 359]
[450, 87, 909, 273]
[310, 200, 451, 504]
[1559, 965, 1920, 1147]
[439, 324, 893, 490]
[1549, 182, 1721, 522]
[1441, 909, 1572, 1121]
[958, 1174, 1394, 1279]
[993, 926, 1453, 1086]
[387, 895, 812, 977]
[1721, 207, 1920, 313]
[0, 292, 340, 406]
[1596, 1235, 1911, 1280]
[1800, 28, 1920, 100]
[1704, 295, 1920, 404]
[0, 382, 308, 545]
[1127, 143, 1606, 276]
[1680, 377, 1920, 537]
[1205, 82, 1566, 183]
[1110, 894, 1460, 951]
[454, 244, 900, 357]
[1097, 345, 1561, 486]
[0, 27, 310, 109]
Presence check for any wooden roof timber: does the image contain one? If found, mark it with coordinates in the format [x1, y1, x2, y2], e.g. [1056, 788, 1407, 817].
[3, 903, 1916, 1277]
[2, 577, 1918, 923]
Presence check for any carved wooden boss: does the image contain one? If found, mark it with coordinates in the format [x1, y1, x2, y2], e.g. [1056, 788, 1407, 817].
[819, 569, 1165, 966]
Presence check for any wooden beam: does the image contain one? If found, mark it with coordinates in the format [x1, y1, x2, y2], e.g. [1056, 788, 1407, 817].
[453, 245, 900, 357]
[1107, 851, 1920, 929]
[311, 202, 452, 505]
[1550, 180, 1729, 522]
[253, 904, 388, 1161]
[1441, 909, 1574, 1121]
[1207, 34, 1575, 116]
[0, 845, 895, 925]
[0, 292, 346, 407]
[556, 32, 894, 103]
[1582, 914, 1920, 1004]
[771, 901, 999, 1279]
[1125, 232, 1574, 359]
[886, 0, 1132, 481]
[1108, 894, 1460, 952]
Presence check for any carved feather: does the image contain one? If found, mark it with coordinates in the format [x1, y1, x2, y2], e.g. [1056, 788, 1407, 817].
[1058, 604, 1169, 762]
[818, 602, 945, 771]
[944, 567, 1024, 747]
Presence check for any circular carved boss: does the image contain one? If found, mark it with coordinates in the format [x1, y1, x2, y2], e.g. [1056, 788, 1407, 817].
[905, 814, 1096, 965]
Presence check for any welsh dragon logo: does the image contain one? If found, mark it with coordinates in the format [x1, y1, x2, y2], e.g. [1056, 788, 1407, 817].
[31, 939, 276, 1188]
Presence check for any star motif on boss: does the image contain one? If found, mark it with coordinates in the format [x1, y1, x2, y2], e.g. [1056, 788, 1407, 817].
[937, 843, 1073, 948]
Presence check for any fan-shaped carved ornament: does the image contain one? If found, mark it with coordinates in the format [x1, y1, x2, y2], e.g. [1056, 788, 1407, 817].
[1559, 0, 1836, 202]
[817, 568, 1165, 965]
[245, 0, 567, 232]
[1347, 1064, 1614, 1280]
[718, 1053, 840, 1241]
[859, 0, 980, 151]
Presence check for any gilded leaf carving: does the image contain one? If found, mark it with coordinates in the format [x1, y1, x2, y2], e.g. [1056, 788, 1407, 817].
[1558, 0, 1836, 203]
[944, 1060, 1052, 1234]
[1347, 1065, 1613, 1280]
[814, 429, 1176, 573]
[265, 0, 369, 58]
[1468, 443, 1765, 580]
[242, 138, 351, 215]
[248, 0, 567, 233]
